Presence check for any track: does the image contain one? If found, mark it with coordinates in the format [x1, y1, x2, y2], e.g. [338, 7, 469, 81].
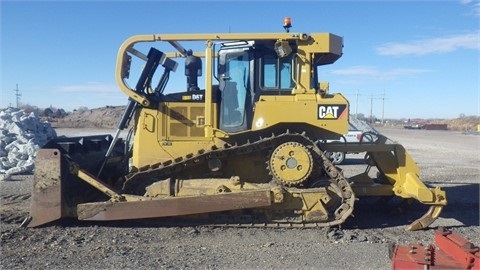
[119, 131, 355, 227]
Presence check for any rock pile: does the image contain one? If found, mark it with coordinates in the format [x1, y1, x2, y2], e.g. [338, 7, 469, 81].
[0, 108, 57, 180]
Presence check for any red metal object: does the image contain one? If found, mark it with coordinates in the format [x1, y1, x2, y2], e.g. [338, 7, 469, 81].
[392, 227, 480, 269]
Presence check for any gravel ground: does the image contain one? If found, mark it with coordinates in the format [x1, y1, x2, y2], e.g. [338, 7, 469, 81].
[1, 127, 479, 269]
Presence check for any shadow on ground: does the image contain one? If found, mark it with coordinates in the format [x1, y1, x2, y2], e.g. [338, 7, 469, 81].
[345, 183, 479, 230]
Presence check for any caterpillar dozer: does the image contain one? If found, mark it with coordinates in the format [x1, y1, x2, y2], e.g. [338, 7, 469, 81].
[27, 18, 446, 230]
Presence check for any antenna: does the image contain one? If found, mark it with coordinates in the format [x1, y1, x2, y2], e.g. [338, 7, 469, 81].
[13, 84, 21, 108]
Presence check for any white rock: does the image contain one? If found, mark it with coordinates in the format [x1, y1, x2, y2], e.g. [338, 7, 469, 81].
[0, 107, 57, 180]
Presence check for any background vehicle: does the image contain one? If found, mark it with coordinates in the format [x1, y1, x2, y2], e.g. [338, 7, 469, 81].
[27, 20, 446, 231]
[325, 119, 378, 164]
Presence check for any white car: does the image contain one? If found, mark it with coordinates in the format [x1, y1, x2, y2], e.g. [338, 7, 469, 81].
[325, 122, 377, 165]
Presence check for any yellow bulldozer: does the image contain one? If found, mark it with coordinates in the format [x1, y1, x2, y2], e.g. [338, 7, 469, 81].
[27, 19, 446, 230]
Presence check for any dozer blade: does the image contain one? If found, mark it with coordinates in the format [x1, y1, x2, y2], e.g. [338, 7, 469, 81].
[28, 149, 63, 227]
[77, 190, 272, 221]
[28, 135, 127, 227]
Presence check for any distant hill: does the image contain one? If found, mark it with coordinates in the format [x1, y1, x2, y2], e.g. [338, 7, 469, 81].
[51, 106, 479, 132]
[52, 106, 126, 128]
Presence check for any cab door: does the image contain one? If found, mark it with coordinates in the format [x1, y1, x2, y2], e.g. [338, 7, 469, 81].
[218, 48, 252, 133]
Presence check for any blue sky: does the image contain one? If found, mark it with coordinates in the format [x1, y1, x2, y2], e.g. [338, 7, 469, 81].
[1, 0, 479, 119]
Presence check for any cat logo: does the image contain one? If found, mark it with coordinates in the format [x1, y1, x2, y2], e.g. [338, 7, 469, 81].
[318, 105, 347, 120]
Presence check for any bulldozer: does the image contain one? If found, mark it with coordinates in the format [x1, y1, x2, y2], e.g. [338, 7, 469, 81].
[27, 18, 446, 230]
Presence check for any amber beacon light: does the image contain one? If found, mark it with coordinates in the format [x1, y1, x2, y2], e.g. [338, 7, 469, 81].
[283, 17, 292, 32]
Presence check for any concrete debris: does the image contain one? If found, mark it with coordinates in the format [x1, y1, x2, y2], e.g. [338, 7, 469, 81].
[0, 108, 57, 180]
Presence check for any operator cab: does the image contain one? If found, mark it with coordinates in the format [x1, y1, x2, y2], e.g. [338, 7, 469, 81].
[216, 40, 300, 133]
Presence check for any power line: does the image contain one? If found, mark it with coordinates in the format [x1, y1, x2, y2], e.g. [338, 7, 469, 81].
[353, 90, 386, 123]
[13, 84, 21, 108]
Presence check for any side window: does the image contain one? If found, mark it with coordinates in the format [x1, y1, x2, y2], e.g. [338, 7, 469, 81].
[263, 55, 277, 88]
[261, 53, 294, 90]
[280, 57, 293, 88]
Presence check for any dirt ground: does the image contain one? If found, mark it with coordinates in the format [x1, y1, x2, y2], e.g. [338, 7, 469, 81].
[1, 127, 479, 269]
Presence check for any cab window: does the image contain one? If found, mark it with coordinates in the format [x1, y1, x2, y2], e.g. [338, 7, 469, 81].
[261, 54, 294, 90]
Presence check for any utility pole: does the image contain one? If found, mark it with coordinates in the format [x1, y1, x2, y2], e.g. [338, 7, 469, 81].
[13, 84, 21, 108]
[381, 89, 385, 125]
[370, 94, 373, 123]
[355, 89, 359, 119]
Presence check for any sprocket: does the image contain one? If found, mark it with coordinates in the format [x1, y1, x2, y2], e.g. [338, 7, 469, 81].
[268, 141, 313, 186]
